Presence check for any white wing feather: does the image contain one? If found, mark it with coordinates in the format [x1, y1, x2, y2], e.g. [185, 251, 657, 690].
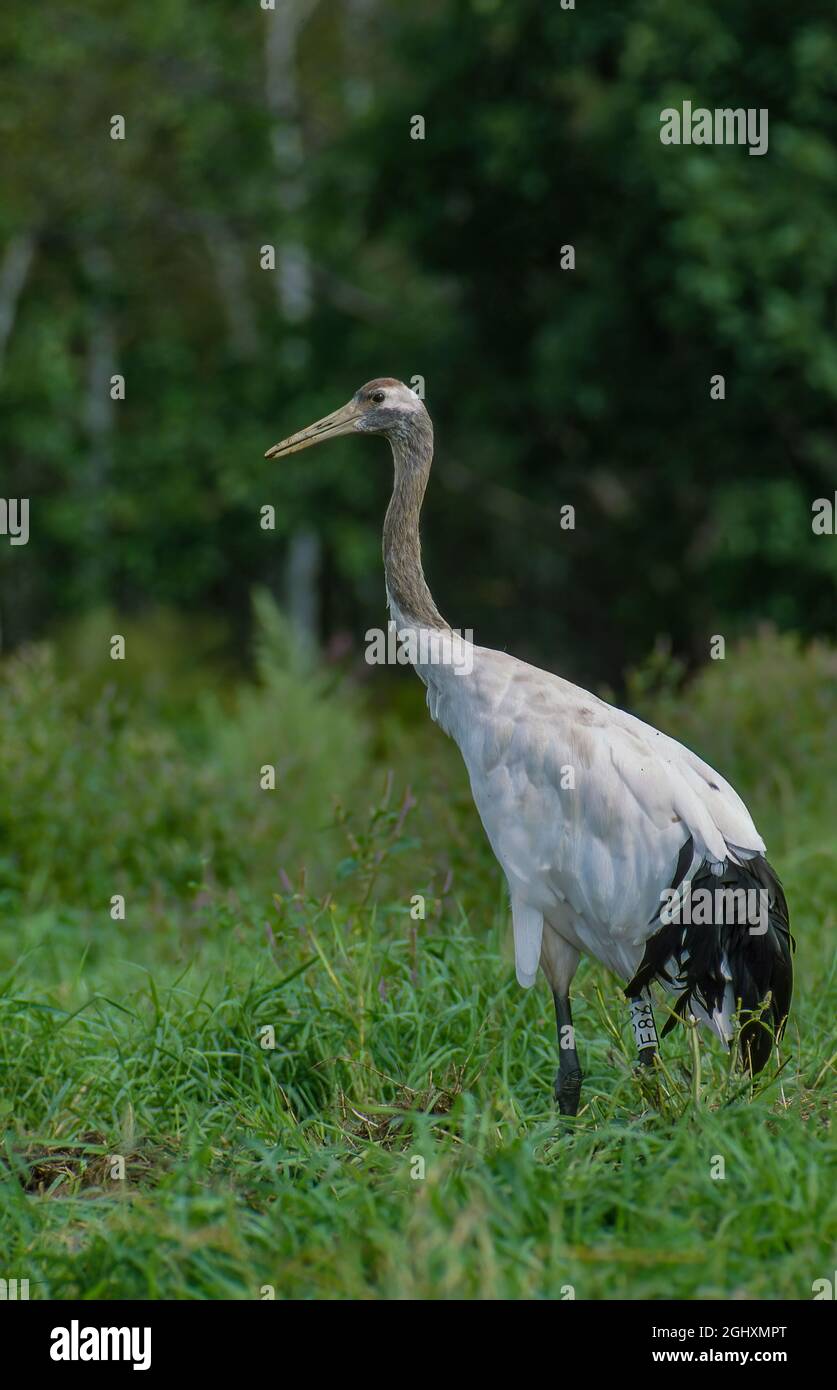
[411, 636, 765, 990]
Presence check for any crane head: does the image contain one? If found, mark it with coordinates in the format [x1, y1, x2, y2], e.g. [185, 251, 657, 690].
[265, 379, 426, 459]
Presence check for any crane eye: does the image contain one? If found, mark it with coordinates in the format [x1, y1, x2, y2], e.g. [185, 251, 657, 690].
[370, 390, 386, 404]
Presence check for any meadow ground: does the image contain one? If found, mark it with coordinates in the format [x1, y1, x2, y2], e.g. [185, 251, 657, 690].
[0, 610, 834, 1299]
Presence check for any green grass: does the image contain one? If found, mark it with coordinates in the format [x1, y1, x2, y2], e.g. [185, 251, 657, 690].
[0, 616, 835, 1299]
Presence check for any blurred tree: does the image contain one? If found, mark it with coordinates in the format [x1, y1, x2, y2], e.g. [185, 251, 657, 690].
[0, 0, 834, 685]
[324, 0, 837, 681]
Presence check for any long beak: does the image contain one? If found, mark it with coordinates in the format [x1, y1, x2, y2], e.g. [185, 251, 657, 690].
[265, 399, 361, 459]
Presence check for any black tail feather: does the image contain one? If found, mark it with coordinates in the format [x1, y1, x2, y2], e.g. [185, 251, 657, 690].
[626, 850, 794, 1075]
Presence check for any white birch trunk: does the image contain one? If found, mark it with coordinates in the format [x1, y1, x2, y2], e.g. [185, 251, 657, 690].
[264, 0, 322, 642]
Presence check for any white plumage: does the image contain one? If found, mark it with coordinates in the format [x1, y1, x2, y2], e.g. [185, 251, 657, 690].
[391, 609, 760, 1040]
[266, 378, 793, 1111]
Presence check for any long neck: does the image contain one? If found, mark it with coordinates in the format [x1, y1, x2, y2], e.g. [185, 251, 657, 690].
[382, 416, 447, 630]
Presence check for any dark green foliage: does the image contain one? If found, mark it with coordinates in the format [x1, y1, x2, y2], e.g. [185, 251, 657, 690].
[0, 0, 834, 1302]
[0, 2, 835, 684]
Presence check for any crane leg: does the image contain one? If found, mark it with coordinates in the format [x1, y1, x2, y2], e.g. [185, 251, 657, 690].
[540, 929, 583, 1115]
[628, 995, 658, 1066]
[553, 991, 583, 1115]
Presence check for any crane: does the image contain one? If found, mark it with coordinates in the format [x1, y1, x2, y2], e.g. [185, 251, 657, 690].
[266, 379, 794, 1114]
